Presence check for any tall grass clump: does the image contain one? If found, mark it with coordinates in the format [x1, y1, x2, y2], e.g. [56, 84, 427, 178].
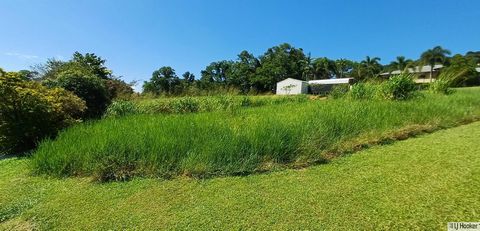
[31, 87, 480, 181]
[430, 69, 468, 95]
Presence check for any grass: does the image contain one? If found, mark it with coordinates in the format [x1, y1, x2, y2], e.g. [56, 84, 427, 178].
[2, 121, 480, 229]
[105, 94, 310, 117]
[31, 87, 480, 180]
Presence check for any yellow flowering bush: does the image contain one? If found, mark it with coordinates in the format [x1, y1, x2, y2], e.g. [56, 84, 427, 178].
[0, 72, 86, 154]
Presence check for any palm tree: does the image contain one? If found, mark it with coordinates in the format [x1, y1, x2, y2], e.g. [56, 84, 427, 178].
[313, 57, 335, 79]
[301, 53, 314, 81]
[334, 59, 353, 79]
[420, 46, 451, 82]
[361, 56, 381, 78]
[389, 56, 413, 72]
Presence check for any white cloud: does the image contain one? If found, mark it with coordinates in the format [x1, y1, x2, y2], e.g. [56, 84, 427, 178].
[4, 52, 39, 59]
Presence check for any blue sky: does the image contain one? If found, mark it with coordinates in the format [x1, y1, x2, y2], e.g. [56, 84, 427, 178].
[1, 0, 479, 91]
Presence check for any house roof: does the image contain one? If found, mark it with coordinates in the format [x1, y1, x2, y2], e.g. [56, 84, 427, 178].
[380, 65, 444, 76]
[308, 78, 354, 85]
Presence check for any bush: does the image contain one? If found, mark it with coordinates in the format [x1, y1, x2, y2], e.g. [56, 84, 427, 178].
[328, 85, 349, 99]
[430, 69, 468, 94]
[381, 74, 417, 100]
[0, 72, 86, 154]
[104, 101, 138, 117]
[429, 79, 454, 95]
[349, 83, 378, 100]
[47, 71, 110, 118]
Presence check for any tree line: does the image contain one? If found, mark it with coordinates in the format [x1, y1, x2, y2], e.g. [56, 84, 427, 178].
[143, 43, 480, 95]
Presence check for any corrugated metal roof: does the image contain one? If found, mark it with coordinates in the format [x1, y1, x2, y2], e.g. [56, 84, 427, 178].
[380, 65, 444, 76]
[308, 78, 353, 84]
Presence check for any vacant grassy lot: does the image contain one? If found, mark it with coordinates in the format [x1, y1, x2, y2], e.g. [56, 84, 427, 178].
[32, 88, 480, 180]
[2, 121, 480, 230]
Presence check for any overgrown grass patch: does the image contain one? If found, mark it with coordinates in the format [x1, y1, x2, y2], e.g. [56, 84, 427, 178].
[105, 94, 310, 117]
[32, 87, 480, 181]
[2, 121, 480, 229]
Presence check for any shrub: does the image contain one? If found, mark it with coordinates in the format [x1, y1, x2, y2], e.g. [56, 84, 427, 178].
[430, 69, 468, 94]
[349, 83, 377, 100]
[429, 79, 454, 95]
[0, 72, 86, 154]
[104, 101, 138, 117]
[171, 97, 200, 113]
[328, 85, 349, 99]
[47, 71, 110, 118]
[381, 74, 417, 100]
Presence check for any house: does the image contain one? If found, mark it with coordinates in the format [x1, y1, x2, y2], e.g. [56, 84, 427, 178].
[275, 78, 355, 95]
[276, 78, 308, 95]
[380, 64, 444, 80]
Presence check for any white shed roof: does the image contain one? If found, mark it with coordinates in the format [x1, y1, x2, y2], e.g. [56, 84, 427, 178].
[308, 78, 353, 85]
[277, 78, 307, 84]
[476, 67, 480, 72]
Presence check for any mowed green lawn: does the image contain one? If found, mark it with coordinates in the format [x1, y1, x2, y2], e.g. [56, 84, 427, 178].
[2, 122, 480, 230]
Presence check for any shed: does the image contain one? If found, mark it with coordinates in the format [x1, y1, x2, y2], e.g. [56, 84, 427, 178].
[276, 78, 308, 95]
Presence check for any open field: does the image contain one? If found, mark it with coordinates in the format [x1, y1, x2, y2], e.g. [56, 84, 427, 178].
[2, 121, 480, 230]
[32, 87, 480, 180]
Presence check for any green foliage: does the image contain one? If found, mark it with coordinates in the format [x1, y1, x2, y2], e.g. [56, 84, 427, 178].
[0, 72, 86, 154]
[381, 74, 418, 100]
[429, 79, 453, 95]
[34, 52, 133, 102]
[104, 95, 308, 117]
[253, 43, 308, 92]
[105, 78, 135, 100]
[348, 83, 378, 100]
[104, 101, 138, 117]
[32, 88, 480, 180]
[429, 68, 469, 94]
[47, 71, 110, 118]
[328, 85, 350, 99]
[143, 66, 182, 95]
[443, 54, 479, 87]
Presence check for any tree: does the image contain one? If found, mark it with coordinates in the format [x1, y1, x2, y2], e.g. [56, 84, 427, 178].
[254, 43, 307, 92]
[143, 66, 181, 95]
[389, 56, 414, 72]
[200, 61, 234, 89]
[182, 71, 195, 83]
[47, 70, 110, 118]
[361, 56, 382, 79]
[442, 54, 479, 86]
[71, 52, 112, 79]
[34, 52, 133, 100]
[312, 57, 336, 79]
[230, 50, 260, 93]
[420, 46, 451, 82]
[334, 59, 354, 79]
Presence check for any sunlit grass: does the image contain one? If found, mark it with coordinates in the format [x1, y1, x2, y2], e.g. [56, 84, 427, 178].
[32, 87, 480, 180]
[2, 121, 480, 229]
